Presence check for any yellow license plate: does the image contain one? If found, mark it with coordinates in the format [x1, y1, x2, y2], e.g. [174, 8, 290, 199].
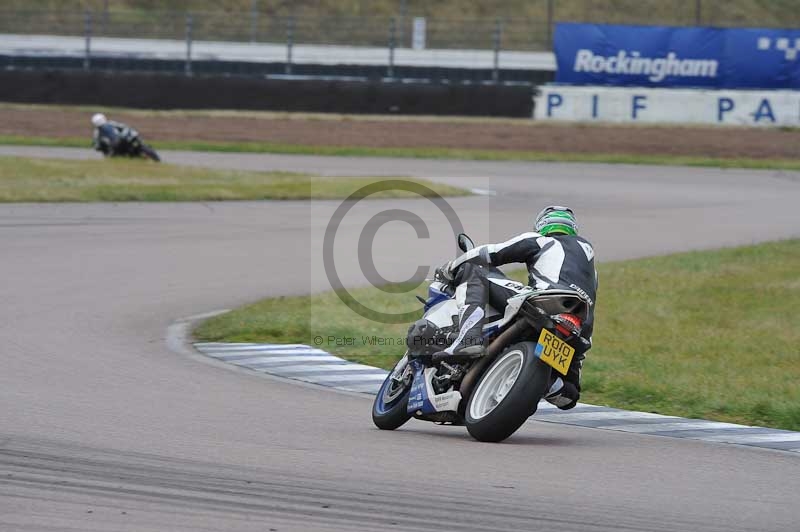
[535, 329, 575, 376]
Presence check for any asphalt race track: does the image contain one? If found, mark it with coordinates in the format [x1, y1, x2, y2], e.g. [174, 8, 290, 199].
[1, 147, 799, 531]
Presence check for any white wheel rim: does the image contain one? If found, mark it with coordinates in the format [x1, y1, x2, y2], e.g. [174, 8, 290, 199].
[468, 350, 524, 420]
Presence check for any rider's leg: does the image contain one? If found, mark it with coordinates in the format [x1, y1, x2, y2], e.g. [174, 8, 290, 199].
[434, 264, 517, 361]
[437, 263, 488, 359]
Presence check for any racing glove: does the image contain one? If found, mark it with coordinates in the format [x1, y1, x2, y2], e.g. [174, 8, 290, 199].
[434, 260, 456, 283]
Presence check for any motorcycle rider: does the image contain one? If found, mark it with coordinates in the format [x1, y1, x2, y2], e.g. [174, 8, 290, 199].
[431, 205, 597, 410]
[91, 113, 133, 156]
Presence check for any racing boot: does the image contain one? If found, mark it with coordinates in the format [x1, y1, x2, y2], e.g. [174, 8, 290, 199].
[544, 365, 582, 410]
[432, 304, 485, 363]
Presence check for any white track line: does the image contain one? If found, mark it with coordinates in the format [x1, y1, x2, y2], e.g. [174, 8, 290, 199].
[305, 373, 388, 382]
[199, 346, 327, 354]
[267, 363, 382, 374]
[597, 421, 747, 433]
[537, 410, 681, 422]
[694, 433, 800, 444]
[232, 355, 345, 365]
[469, 188, 498, 196]
[338, 383, 385, 393]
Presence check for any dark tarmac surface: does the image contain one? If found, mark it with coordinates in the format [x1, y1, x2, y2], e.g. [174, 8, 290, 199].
[1, 148, 799, 531]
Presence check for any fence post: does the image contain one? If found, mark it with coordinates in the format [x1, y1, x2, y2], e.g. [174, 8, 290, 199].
[388, 17, 396, 79]
[695, 0, 702, 25]
[83, 9, 92, 71]
[102, 0, 109, 35]
[492, 18, 502, 84]
[185, 13, 193, 76]
[250, 0, 258, 43]
[546, 0, 554, 48]
[399, 0, 407, 48]
[286, 16, 294, 75]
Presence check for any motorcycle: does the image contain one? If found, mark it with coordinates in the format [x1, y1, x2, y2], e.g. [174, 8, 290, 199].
[372, 233, 591, 442]
[94, 125, 160, 162]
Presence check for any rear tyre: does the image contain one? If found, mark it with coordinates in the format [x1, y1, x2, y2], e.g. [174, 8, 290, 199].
[141, 144, 161, 162]
[465, 342, 551, 442]
[372, 355, 412, 430]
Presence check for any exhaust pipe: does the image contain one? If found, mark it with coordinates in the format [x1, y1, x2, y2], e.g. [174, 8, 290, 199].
[458, 319, 529, 403]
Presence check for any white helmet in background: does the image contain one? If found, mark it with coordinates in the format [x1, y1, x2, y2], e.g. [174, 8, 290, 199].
[91, 113, 107, 127]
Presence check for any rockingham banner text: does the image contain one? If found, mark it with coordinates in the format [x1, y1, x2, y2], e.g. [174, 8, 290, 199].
[535, 86, 800, 126]
[555, 23, 800, 89]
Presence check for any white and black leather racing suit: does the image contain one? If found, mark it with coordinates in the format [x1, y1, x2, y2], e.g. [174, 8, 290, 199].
[442, 231, 598, 409]
[92, 121, 134, 156]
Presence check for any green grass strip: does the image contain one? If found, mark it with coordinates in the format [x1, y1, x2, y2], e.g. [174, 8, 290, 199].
[194, 239, 800, 431]
[3, 135, 800, 171]
[0, 155, 469, 202]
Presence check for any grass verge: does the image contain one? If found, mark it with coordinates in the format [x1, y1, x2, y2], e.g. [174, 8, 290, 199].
[3, 135, 800, 171]
[194, 239, 800, 431]
[0, 102, 541, 125]
[0, 156, 468, 202]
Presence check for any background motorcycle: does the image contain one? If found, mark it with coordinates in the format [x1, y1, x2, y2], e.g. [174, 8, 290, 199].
[94, 125, 160, 162]
[372, 233, 591, 442]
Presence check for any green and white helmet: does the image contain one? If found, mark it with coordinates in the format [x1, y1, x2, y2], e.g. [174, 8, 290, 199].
[534, 205, 578, 236]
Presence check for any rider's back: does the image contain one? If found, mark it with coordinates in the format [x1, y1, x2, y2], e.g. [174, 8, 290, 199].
[526, 234, 596, 304]
[93, 121, 131, 153]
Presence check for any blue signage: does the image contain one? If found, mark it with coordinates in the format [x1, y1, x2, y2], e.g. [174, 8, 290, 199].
[554, 23, 800, 89]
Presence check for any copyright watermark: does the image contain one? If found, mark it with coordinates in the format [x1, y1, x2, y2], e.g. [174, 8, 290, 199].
[313, 334, 450, 348]
[322, 179, 463, 324]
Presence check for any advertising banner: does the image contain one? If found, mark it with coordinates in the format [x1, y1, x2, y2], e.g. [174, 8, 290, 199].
[554, 23, 800, 89]
[535, 86, 800, 126]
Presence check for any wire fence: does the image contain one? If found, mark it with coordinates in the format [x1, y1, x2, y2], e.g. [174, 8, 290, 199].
[2, 2, 800, 84]
[3, 1, 800, 52]
[0, 10, 550, 51]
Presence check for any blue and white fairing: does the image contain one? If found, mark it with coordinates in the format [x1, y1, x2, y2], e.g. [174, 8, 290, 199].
[406, 359, 462, 415]
[406, 279, 517, 416]
[423, 281, 454, 312]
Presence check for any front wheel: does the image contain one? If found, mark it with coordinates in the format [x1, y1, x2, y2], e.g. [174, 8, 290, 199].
[140, 144, 161, 162]
[372, 354, 412, 430]
[465, 342, 551, 442]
